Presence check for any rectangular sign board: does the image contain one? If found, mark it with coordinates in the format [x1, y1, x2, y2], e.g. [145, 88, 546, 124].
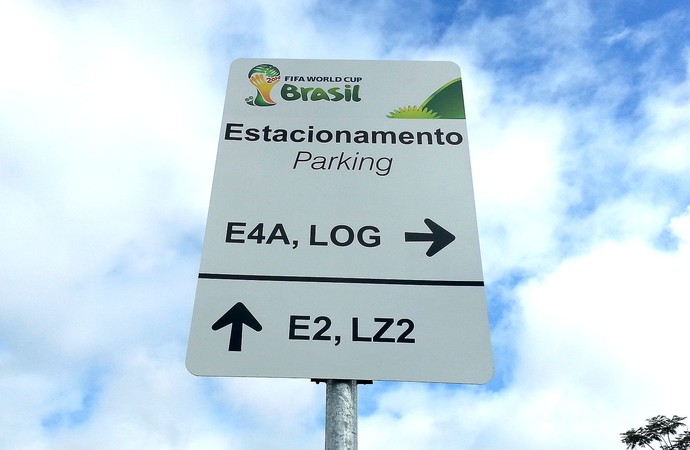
[186, 58, 493, 383]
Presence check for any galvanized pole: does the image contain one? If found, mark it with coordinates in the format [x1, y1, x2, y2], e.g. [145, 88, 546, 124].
[325, 379, 358, 450]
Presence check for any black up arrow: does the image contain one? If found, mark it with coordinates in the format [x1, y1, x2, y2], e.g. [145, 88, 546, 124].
[405, 218, 456, 257]
[212, 302, 262, 352]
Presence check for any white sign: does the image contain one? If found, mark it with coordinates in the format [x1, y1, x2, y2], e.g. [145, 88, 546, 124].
[186, 59, 493, 383]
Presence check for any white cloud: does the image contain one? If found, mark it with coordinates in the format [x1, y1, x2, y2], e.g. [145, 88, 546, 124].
[635, 54, 690, 173]
[1, 0, 690, 448]
[472, 103, 571, 279]
[360, 207, 690, 449]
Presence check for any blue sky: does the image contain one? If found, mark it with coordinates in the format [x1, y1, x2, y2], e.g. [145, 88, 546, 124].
[1, 0, 689, 448]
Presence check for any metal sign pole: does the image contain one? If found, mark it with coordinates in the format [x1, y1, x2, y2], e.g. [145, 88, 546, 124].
[325, 379, 358, 450]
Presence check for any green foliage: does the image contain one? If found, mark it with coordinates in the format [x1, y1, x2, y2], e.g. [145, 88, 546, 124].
[621, 415, 690, 450]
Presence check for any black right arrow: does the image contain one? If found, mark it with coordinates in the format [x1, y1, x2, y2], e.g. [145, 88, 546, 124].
[212, 302, 262, 352]
[405, 218, 456, 257]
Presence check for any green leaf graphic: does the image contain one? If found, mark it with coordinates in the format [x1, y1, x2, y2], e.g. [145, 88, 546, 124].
[386, 106, 440, 119]
[387, 78, 466, 119]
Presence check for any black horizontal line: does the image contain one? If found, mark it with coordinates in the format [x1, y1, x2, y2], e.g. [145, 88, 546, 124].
[198, 273, 484, 287]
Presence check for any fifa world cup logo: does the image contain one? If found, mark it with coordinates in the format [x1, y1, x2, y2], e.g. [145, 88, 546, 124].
[246, 64, 281, 106]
